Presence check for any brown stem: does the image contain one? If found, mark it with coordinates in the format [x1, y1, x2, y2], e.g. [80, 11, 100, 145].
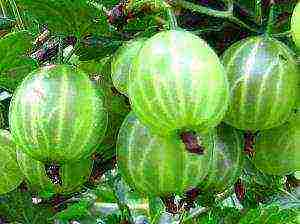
[88, 154, 117, 185]
[234, 178, 246, 202]
[244, 131, 256, 157]
[161, 195, 179, 214]
[180, 188, 200, 211]
[286, 174, 300, 190]
[64, 35, 77, 47]
[0, 216, 7, 224]
[180, 131, 204, 154]
[107, 0, 131, 29]
[19, 181, 28, 192]
[30, 38, 59, 63]
[51, 195, 68, 212]
[45, 163, 62, 186]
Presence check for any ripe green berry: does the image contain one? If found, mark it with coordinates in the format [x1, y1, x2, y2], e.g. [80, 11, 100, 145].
[117, 112, 215, 198]
[252, 112, 300, 176]
[199, 123, 244, 193]
[129, 30, 229, 136]
[17, 150, 93, 198]
[9, 64, 108, 164]
[111, 38, 145, 96]
[222, 36, 299, 132]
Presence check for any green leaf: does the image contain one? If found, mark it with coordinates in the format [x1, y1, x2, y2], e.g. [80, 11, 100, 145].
[94, 183, 117, 203]
[89, 0, 119, 9]
[239, 204, 299, 224]
[0, 30, 38, 91]
[15, 0, 112, 38]
[0, 187, 54, 223]
[75, 35, 123, 61]
[195, 206, 241, 224]
[53, 200, 90, 222]
[123, 13, 161, 38]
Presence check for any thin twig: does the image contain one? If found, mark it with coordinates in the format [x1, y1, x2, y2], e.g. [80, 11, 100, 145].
[176, 209, 187, 224]
[266, 0, 275, 35]
[170, 0, 232, 18]
[190, 23, 226, 35]
[169, 0, 259, 33]
[270, 30, 292, 37]
[165, 7, 177, 29]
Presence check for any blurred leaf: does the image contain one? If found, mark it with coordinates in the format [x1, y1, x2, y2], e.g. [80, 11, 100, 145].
[122, 13, 161, 38]
[15, 0, 112, 38]
[75, 35, 123, 61]
[94, 183, 117, 203]
[36, 185, 56, 199]
[194, 206, 241, 224]
[238, 188, 299, 223]
[239, 204, 299, 224]
[76, 215, 98, 224]
[99, 213, 123, 224]
[93, 0, 119, 9]
[53, 200, 90, 222]
[0, 30, 38, 91]
[0, 187, 54, 223]
[18, 10, 40, 36]
[243, 157, 284, 187]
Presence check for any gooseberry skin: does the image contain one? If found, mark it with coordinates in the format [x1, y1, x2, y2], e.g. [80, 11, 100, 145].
[129, 30, 229, 136]
[291, 3, 300, 49]
[111, 38, 145, 96]
[9, 64, 108, 164]
[222, 36, 299, 132]
[252, 112, 300, 176]
[117, 112, 215, 198]
[16, 150, 93, 197]
[199, 123, 244, 193]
